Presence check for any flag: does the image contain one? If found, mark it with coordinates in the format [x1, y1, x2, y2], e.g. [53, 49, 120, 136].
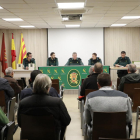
[11, 33, 16, 69]
[18, 33, 27, 64]
[0, 33, 8, 75]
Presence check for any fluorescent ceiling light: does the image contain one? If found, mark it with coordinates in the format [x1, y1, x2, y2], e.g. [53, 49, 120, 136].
[111, 24, 126, 27]
[63, 17, 69, 21]
[122, 16, 140, 19]
[20, 26, 35, 28]
[65, 25, 80, 28]
[0, 6, 3, 9]
[57, 3, 84, 9]
[2, 18, 23, 21]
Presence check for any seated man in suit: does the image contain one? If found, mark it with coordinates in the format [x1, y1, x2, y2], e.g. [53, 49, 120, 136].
[118, 64, 140, 91]
[18, 74, 71, 140]
[20, 70, 60, 100]
[84, 73, 132, 139]
[4, 67, 21, 95]
[65, 52, 84, 66]
[80, 63, 103, 97]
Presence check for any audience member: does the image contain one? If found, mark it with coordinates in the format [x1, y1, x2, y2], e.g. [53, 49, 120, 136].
[18, 74, 71, 139]
[118, 64, 140, 91]
[84, 73, 132, 138]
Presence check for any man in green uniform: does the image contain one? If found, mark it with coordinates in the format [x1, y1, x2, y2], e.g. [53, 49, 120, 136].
[114, 51, 131, 78]
[65, 52, 84, 66]
[23, 52, 35, 70]
[88, 53, 102, 65]
[47, 52, 58, 66]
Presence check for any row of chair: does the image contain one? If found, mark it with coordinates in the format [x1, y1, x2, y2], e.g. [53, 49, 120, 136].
[78, 79, 140, 140]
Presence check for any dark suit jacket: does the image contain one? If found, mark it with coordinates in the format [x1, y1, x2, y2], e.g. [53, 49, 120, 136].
[18, 93, 71, 132]
[80, 73, 99, 96]
[4, 75, 21, 95]
[0, 78, 14, 105]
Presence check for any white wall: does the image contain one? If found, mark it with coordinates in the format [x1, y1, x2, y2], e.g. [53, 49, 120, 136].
[48, 28, 104, 66]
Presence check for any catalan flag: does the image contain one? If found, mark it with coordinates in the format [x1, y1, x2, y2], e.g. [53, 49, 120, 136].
[0, 33, 8, 75]
[18, 33, 27, 64]
[11, 33, 16, 69]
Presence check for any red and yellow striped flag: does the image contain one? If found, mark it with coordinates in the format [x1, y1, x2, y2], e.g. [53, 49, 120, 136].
[18, 33, 27, 64]
[11, 33, 16, 69]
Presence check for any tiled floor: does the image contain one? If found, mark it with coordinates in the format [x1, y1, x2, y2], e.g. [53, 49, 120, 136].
[13, 92, 140, 140]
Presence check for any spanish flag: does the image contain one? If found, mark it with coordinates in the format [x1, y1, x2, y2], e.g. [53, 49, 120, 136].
[18, 33, 27, 64]
[11, 33, 16, 69]
[0, 33, 8, 75]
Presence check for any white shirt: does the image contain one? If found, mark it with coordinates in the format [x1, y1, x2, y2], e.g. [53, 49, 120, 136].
[99, 86, 113, 90]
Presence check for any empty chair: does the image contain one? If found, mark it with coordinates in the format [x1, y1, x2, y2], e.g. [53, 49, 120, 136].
[7, 97, 16, 122]
[123, 83, 140, 100]
[52, 79, 59, 85]
[1, 121, 15, 140]
[52, 83, 59, 93]
[135, 105, 140, 138]
[92, 112, 127, 140]
[0, 90, 7, 114]
[17, 79, 25, 90]
[123, 83, 140, 112]
[20, 115, 59, 140]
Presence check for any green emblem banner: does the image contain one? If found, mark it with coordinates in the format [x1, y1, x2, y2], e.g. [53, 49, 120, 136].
[38, 66, 110, 89]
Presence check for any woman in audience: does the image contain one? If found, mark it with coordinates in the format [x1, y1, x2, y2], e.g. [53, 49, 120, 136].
[17, 74, 71, 140]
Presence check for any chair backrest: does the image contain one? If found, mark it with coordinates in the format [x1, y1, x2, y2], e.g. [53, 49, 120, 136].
[5, 121, 15, 140]
[117, 77, 121, 90]
[133, 88, 140, 112]
[21, 115, 57, 140]
[52, 83, 59, 93]
[0, 90, 7, 113]
[10, 83, 19, 96]
[82, 79, 85, 84]
[123, 83, 140, 99]
[17, 79, 24, 90]
[84, 89, 97, 103]
[52, 79, 59, 85]
[8, 97, 16, 122]
[93, 112, 126, 140]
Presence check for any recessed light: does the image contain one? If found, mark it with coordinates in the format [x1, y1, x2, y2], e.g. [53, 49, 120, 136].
[2, 18, 23, 21]
[20, 26, 35, 28]
[57, 3, 84, 9]
[62, 17, 69, 21]
[65, 25, 80, 28]
[0, 6, 3, 9]
[111, 24, 126, 27]
[121, 16, 140, 19]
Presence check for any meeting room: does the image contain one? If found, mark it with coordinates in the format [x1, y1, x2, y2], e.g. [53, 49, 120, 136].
[0, 0, 140, 140]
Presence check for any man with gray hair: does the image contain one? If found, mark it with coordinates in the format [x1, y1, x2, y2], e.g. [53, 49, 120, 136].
[80, 63, 103, 96]
[118, 64, 140, 91]
[4, 67, 21, 95]
[65, 52, 84, 66]
[18, 74, 71, 140]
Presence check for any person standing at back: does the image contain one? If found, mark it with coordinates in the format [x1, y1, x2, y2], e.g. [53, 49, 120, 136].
[88, 53, 102, 65]
[47, 52, 59, 66]
[114, 51, 131, 78]
[65, 52, 84, 66]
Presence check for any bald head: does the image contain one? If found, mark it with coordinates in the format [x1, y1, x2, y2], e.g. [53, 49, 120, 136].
[128, 64, 136, 73]
[94, 63, 103, 73]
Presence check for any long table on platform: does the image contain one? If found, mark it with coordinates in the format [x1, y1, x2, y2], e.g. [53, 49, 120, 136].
[13, 66, 140, 89]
